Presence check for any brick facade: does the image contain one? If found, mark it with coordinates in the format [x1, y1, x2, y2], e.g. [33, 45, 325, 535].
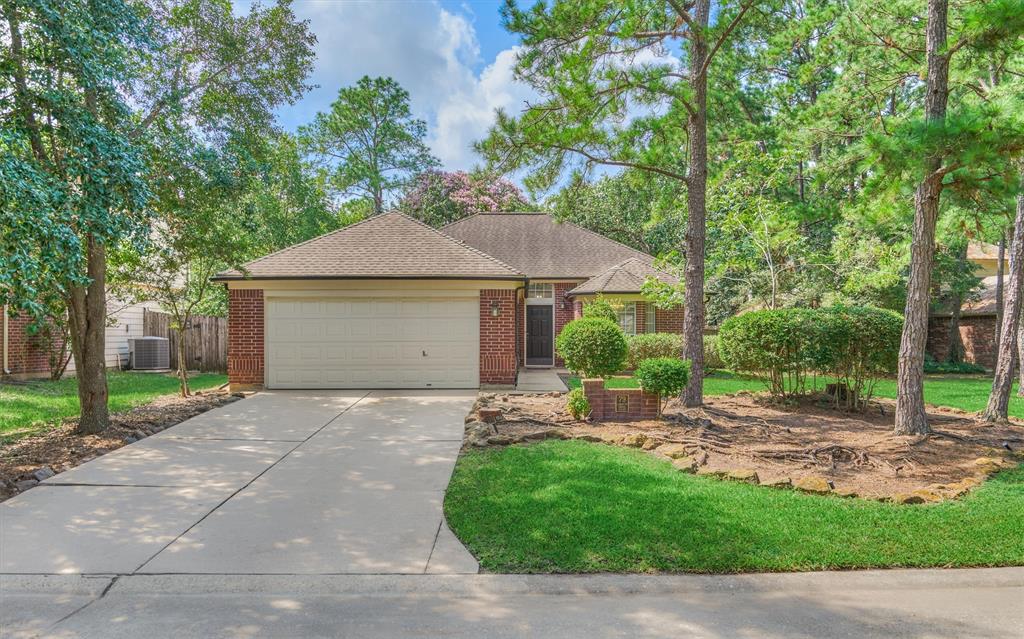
[480, 289, 518, 386]
[582, 379, 660, 421]
[654, 306, 684, 333]
[927, 315, 997, 370]
[3, 314, 61, 378]
[228, 289, 265, 390]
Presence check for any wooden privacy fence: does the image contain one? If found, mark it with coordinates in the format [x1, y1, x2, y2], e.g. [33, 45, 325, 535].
[143, 309, 227, 373]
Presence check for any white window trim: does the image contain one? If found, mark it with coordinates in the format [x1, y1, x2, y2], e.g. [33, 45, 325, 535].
[618, 302, 637, 335]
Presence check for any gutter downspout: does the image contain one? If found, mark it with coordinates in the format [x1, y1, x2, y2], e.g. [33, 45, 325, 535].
[3, 304, 10, 375]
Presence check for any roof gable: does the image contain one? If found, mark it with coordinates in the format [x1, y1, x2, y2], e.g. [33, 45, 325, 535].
[568, 258, 679, 295]
[216, 212, 523, 280]
[443, 213, 654, 279]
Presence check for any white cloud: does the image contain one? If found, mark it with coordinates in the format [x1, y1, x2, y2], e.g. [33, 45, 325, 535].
[249, 0, 535, 172]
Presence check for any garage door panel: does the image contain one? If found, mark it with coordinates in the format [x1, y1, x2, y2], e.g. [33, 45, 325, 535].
[266, 297, 480, 389]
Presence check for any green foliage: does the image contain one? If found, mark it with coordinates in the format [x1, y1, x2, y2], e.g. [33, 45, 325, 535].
[924, 355, 987, 375]
[565, 388, 590, 420]
[625, 333, 682, 370]
[581, 295, 619, 324]
[635, 357, 690, 415]
[704, 334, 724, 371]
[397, 170, 531, 227]
[301, 76, 439, 214]
[555, 318, 628, 379]
[718, 306, 903, 406]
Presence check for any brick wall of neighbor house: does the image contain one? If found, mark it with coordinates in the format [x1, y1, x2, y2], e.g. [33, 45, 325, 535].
[927, 315, 997, 369]
[582, 379, 659, 421]
[655, 306, 684, 333]
[3, 314, 54, 377]
[228, 289, 265, 389]
[553, 283, 576, 367]
[480, 289, 517, 385]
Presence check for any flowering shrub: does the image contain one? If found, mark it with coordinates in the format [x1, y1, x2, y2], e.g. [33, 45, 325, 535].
[398, 171, 531, 227]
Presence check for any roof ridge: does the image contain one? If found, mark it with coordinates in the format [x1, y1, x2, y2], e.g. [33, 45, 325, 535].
[392, 211, 524, 276]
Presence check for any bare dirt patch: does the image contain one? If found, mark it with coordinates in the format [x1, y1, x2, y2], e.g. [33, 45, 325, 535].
[466, 391, 1024, 502]
[0, 389, 242, 502]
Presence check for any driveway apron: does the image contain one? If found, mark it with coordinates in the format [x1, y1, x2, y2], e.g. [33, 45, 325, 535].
[0, 390, 478, 578]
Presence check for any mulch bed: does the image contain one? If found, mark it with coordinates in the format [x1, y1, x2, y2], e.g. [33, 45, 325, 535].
[0, 389, 242, 502]
[467, 390, 1024, 502]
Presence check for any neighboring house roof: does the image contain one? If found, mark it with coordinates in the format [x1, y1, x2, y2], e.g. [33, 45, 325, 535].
[214, 212, 523, 281]
[967, 241, 1002, 261]
[568, 258, 679, 295]
[443, 212, 653, 279]
[934, 275, 999, 318]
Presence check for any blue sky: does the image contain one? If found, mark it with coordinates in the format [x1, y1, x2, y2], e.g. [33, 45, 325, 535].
[234, 1, 534, 171]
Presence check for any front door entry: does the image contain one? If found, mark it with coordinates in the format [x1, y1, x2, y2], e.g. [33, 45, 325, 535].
[526, 305, 554, 366]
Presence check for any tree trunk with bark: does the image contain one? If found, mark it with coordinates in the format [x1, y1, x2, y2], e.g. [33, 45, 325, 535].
[175, 320, 191, 397]
[996, 233, 1006, 346]
[67, 236, 110, 434]
[894, 0, 950, 436]
[681, 0, 710, 408]
[984, 189, 1024, 421]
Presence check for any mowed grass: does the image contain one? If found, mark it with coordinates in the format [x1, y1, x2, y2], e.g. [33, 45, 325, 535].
[445, 440, 1024, 573]
[0, 371, 227, 439]
[566, 372, 1021, 417]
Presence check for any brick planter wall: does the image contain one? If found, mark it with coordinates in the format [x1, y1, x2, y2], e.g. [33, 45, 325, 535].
[582, 379, 659, 421]
[228, 289, 264, 390]
[481, 289, 517, 386]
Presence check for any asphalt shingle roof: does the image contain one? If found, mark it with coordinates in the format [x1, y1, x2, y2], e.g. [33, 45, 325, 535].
[442, 213, 654, 279]
[568, 258, 680, 295]
[215, 212, 523, 280]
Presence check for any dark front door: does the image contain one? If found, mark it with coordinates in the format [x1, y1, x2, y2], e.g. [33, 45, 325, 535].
[526, 305, 554, 366]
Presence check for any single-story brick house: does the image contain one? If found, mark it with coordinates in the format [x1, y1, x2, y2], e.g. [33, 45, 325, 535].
[214, 212, 683, 391]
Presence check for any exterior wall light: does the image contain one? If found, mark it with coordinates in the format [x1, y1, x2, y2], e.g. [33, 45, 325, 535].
[490, 300, 500, 317]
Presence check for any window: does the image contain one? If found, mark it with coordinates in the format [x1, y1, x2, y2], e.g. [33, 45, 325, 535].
[646, 303, 657, 333]
[527, 283, 553, 299]
[617, 302, 636, 335]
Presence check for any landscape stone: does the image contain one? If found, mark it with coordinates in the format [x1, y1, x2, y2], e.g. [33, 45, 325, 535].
[641, 438, 660, 450]
[833, 487, 859, 498]
[15, 479, 39, 492]
[695, 467, 729, 478]
[657, 443, 690, 459]
[621, 433, 649, 448]
[486, 435, 515, 446]
[726, 469, 759, 484]
[32, 466, 56, 482]
[760, 477, 792, 489]
[892, 493, 925, 505]
[794, 476, 832, 494]
[973, 457, 1011, 474]
[573, 434, 604, 443]
[911, 488, 944, 503]
[671, 457, 698, 473]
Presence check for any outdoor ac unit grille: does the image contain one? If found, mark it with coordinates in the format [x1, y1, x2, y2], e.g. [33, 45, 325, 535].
[131, 337, 170, 370]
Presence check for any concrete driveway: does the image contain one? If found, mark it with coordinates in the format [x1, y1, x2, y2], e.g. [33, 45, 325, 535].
[0, 390, 479, 577]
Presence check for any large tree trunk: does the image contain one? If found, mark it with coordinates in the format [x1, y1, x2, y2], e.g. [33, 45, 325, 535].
[995, 233, 1006, 346]
[983, 189, 1024, 421]
[175, 320, 191, 397]
[67, 236, 110, 434]
[681, 0, 709, 408]
[945, 243, 967, 362]
[894, 0, 949, 436]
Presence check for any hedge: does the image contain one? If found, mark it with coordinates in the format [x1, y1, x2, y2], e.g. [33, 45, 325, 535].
[718, 306, 903, 408]
[625, 333, 682, 370]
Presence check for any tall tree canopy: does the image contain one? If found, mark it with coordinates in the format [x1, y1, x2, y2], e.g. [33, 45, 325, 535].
[301, 76, 439, 215]
[398, 170, 531, 227]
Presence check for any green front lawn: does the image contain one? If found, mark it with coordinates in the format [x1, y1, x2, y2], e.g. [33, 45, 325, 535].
[0, 371, 227, 439]
[565, 371, 1020, 417]
[445, 440, 1024, 573]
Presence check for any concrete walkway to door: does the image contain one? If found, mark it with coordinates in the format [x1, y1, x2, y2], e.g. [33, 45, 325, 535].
[0, 390, 479, 579]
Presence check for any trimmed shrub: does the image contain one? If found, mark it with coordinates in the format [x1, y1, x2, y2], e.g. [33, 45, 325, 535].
[635, 357, 690, 416]
[718, 306, 902, 408]
[566, 388, 590, 420]
[582, 295, 619, 324]
[924, 354, 986, 375]
[625, 332, 682, 370]
[703, 334, 724, 371]
[556, 317, 628, 378]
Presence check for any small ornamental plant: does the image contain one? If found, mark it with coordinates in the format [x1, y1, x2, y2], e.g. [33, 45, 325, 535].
[565, 387, 591, 420]
[555, 317, 627, 378]
[635, 357, 691, 416]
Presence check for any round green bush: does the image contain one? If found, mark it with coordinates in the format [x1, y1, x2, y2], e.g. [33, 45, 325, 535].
[581, 296, 619, 324]
[555, 317, 628, 378]
[625, 332, 682, 370]
[565, 388, 590, 420]
[703, 334, 724, 371]
[635, 357, 691, 415]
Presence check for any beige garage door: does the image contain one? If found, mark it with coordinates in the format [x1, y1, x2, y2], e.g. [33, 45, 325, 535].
[265, 297, 479, 389]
